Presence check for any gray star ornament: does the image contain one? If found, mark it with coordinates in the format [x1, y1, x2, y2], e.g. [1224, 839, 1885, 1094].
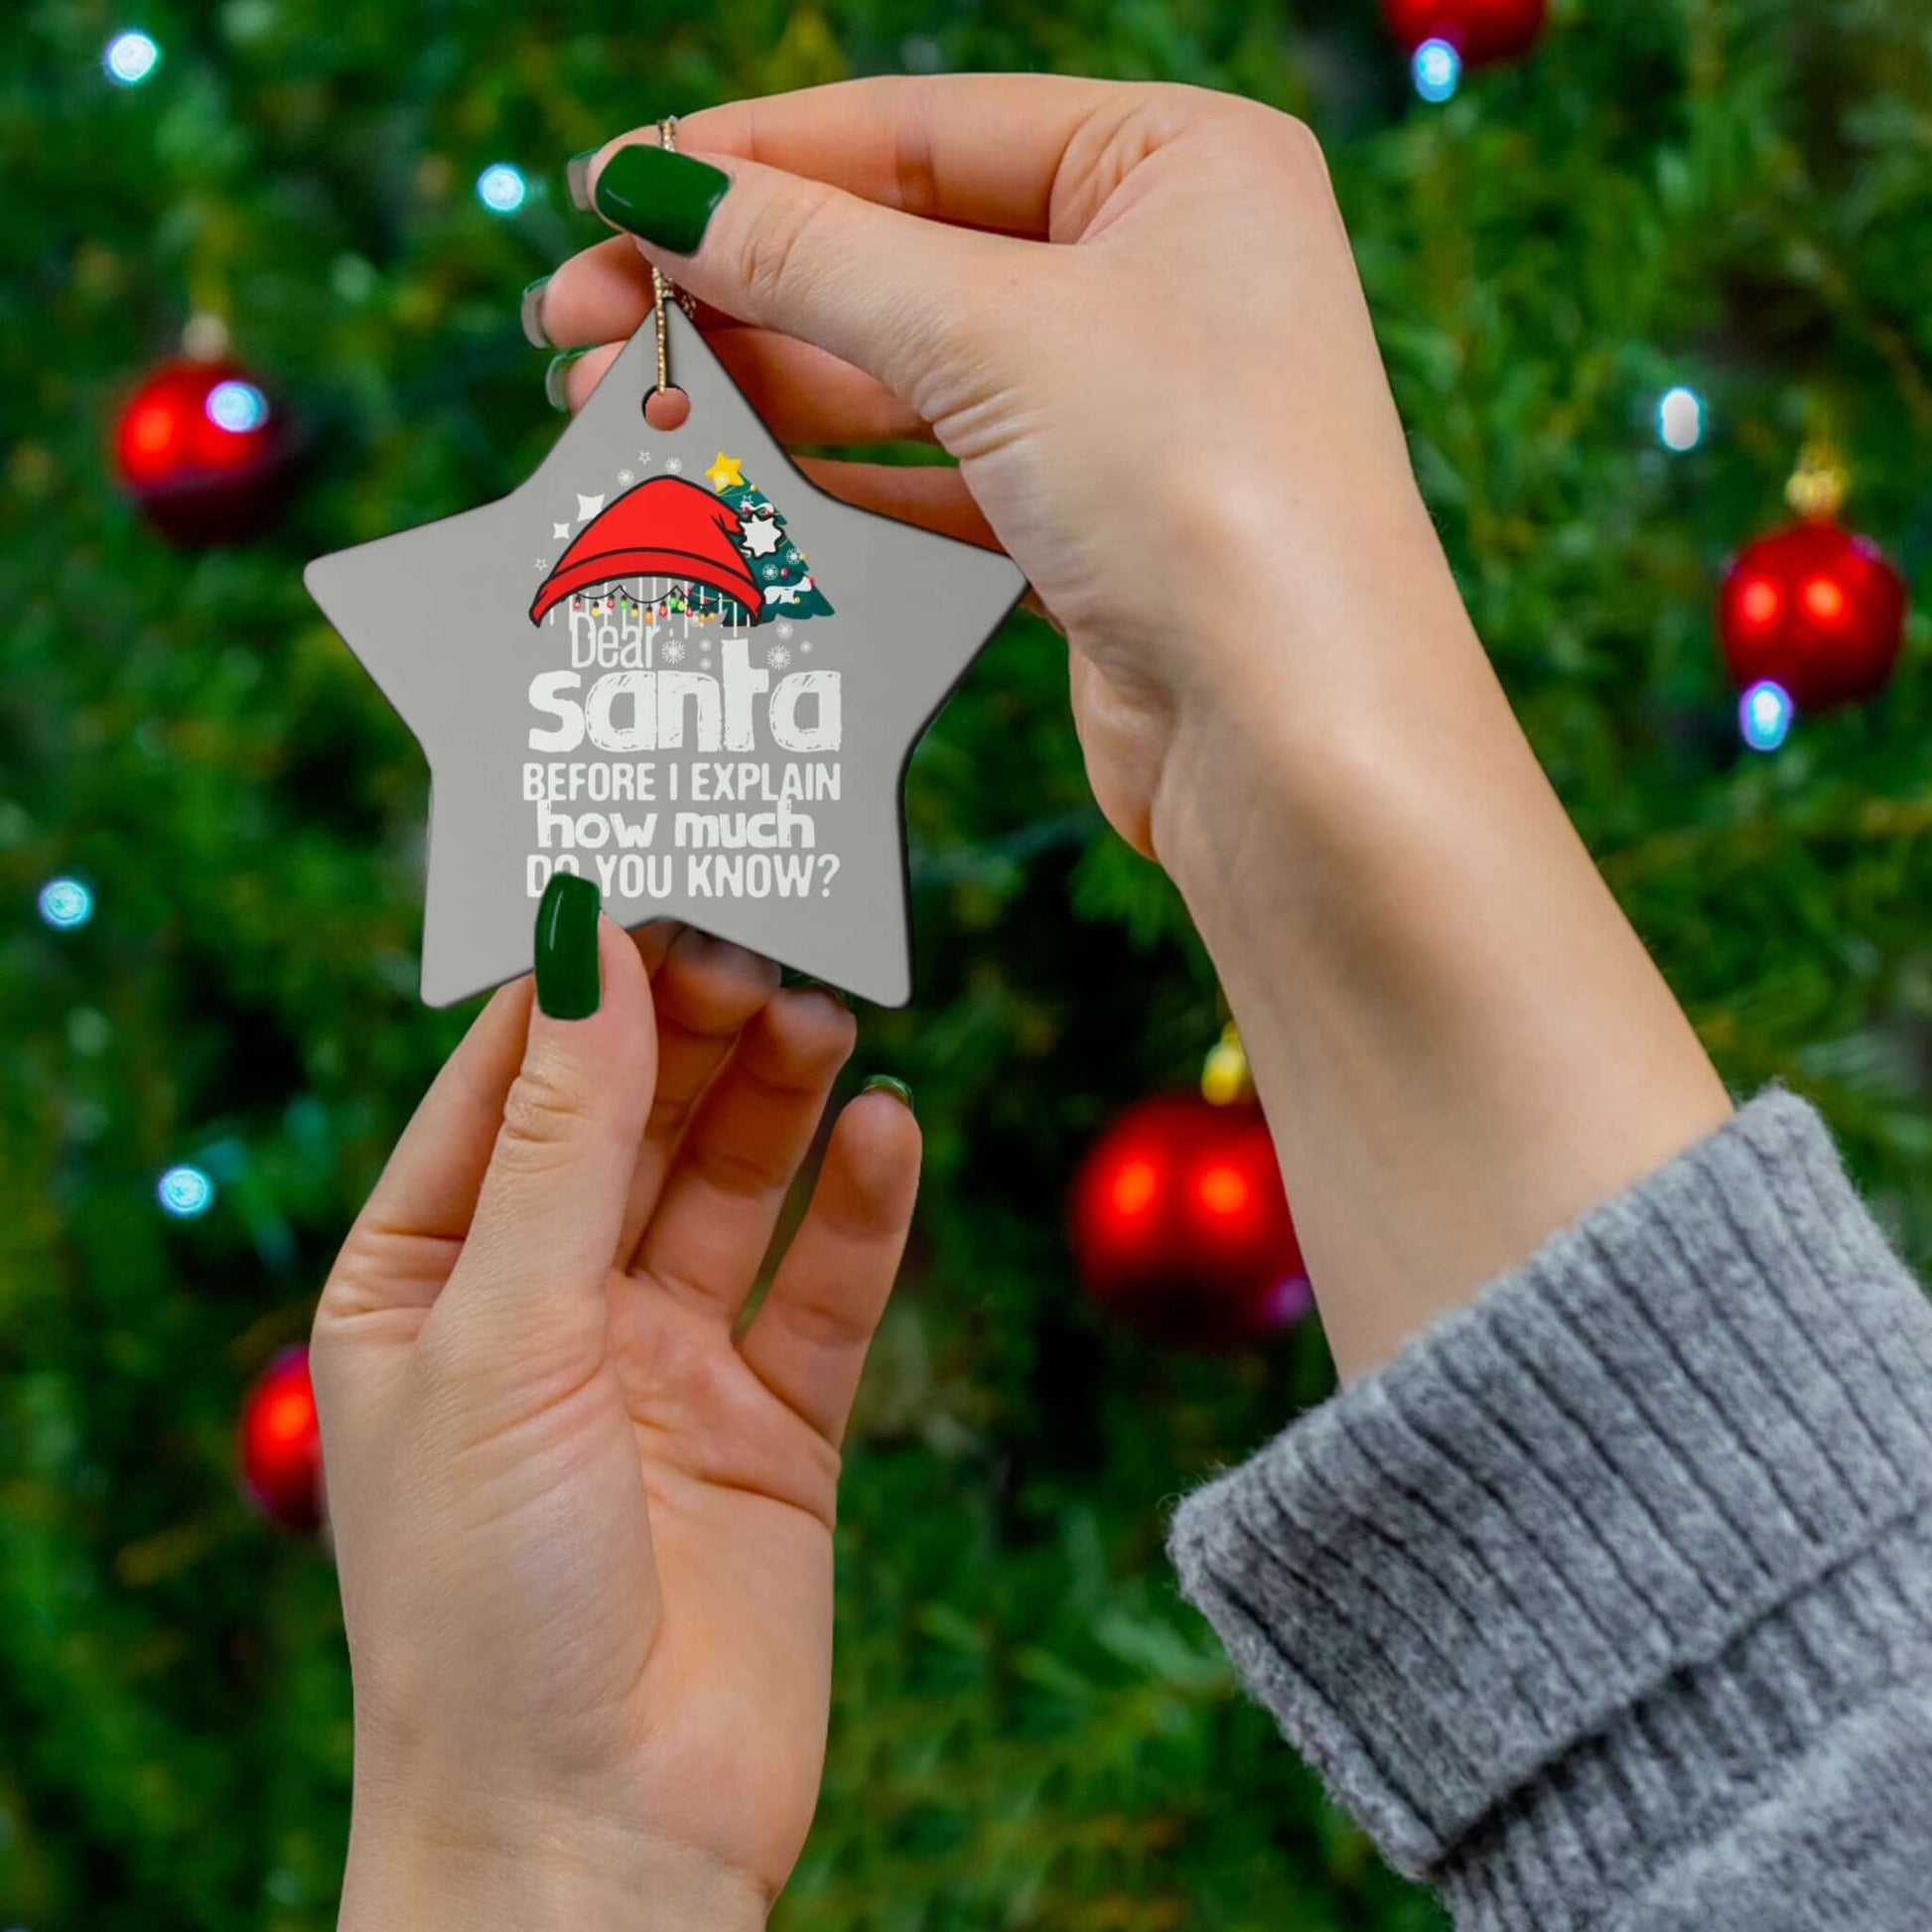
[305, 307, 1026, 1007]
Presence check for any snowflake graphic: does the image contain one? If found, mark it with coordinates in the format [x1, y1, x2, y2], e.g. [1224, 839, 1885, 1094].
[762, 562, 780, 580]
[776, 621, 794, 638]
[766, 644, 792, 669]
[665, 458, 683, 474]
[785, 548, 800, 564]
[660, 639, 686, 665]
[618, 469, 635, 484]
[801, 639, 813, 653]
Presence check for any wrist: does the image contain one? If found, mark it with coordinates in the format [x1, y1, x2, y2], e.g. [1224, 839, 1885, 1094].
[341, 1801, 768, 1932]
[1146, 494, 1501, 937]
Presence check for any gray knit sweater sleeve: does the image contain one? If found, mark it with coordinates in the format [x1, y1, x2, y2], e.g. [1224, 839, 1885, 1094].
[1169, 1090, 1932, 1929]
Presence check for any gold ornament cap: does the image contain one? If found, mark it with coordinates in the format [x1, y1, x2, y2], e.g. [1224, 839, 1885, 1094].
[1201, 1023, 1254, 1106]
[1785, 434, 1850, 521]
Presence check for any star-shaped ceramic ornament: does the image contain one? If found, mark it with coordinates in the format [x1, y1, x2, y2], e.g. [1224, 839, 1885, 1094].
[305, 306, 1026, 1006]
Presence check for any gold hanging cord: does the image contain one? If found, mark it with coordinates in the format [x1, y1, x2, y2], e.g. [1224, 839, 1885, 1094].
[650, 116, 699, 400]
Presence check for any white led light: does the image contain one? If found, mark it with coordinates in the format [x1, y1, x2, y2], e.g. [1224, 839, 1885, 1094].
[158, 1165, 215, 1217]
[1413, 38, 1461, 103]
[477, 164, 528, 213]
[38, 878, 93, 929]
[1739, 679, 1793, 754]
[206, 379, 268, 433]
[1658, 385, 1705, 453]
[104, 30, 160, 85]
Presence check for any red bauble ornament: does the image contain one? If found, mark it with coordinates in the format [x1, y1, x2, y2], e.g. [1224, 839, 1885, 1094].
[113, 357, 296, 545]
[1382, 0, 1547, 66]
[1719, 519, 1908, 713]
[238, 1344, 324, 1532]
[1069, 1093, 1310, 1349]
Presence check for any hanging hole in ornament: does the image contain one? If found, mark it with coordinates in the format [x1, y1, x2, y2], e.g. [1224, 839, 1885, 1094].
[644, 385, 691, 431]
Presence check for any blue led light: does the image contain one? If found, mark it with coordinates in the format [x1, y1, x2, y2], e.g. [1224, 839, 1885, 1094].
[206, 379, 268, 434]
[104, 29, 160, 85]
[157, 1165, 215, 1218]
[37, 878, 93, 930]
[1658, 385, 1705, 453]
[1739, 680, 1794, 754]
[1413, 38, 1461, 103]
[477, 164, 528, 213]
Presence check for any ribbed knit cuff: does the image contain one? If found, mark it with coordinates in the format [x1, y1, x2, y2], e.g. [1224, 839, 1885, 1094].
[1169, 1091, 1932, 1892]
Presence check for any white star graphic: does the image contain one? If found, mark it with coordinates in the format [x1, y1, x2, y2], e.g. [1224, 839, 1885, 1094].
[740, 515, 783, 558]
[576, 492, 606, 521]
[551, 522, 571, 539]
[534, 558, 548, 570]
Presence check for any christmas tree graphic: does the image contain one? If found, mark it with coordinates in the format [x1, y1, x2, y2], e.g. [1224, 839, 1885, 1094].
[697, 450, 836, 624]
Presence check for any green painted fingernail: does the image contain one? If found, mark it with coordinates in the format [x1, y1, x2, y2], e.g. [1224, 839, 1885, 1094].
[592, 143, 730, 256]
[544, 347, 589, 412]
[565, 150, 598, 212]
[520, 276, 552, 349]
[862, 1074, 913, 1114]
[535, 872, 601, 1019]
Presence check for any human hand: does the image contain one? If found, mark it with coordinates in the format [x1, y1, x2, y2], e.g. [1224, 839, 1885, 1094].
[314, 894, 919, 1930]
[534, 74, 1445, 863]
[534, 79, 1728, 1378]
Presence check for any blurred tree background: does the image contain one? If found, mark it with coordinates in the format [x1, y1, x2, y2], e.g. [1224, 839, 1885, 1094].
[6, 0, 1932, 1926]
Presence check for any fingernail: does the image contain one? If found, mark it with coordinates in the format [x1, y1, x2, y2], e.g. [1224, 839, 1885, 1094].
[544, 347, 590, 412]
[535, 873, 602, 1019]
[565, 150, 598, 212]
[796, 977, 850, 1010]
[593, 143, 730, 256]
[520, 276, 552, 349]
[861, 1074, 913, 1114]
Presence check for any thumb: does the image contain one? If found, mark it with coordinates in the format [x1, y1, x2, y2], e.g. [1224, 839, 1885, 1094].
[439, 875, 656, 1364]
[587, 138, 1029, 418]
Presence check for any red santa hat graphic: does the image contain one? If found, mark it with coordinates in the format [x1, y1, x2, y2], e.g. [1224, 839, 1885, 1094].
[529, 475, 763, 625]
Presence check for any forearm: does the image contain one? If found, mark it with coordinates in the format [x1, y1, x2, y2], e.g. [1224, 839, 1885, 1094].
[1151, 508, 1932, 1922]
[1149, 502, 1730, 1378]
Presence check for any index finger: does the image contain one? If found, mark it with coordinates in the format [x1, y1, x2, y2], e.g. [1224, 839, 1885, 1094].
[669, 72, 1131, 239]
